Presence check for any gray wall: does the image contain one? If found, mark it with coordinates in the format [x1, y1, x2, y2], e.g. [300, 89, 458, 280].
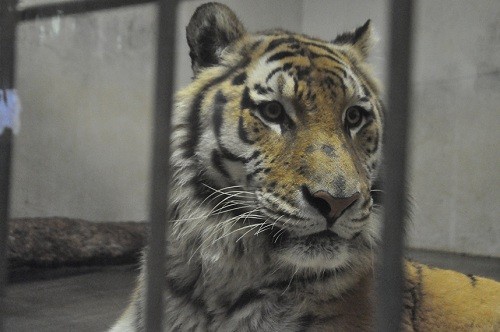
[11, 1, 499, 257]
[408, 0, 499, 257]
[13, 5, 156, 221]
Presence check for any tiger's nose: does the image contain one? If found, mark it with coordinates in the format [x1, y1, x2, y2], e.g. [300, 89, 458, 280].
[301, 185, 360, 227]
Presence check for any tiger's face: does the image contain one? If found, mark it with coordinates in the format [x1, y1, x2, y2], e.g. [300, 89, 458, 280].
[176, 3, 382, 273]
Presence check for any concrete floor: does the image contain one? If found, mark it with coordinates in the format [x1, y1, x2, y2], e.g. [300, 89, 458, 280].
[5, 250, 500, 332]
[5, 265, 138, 332]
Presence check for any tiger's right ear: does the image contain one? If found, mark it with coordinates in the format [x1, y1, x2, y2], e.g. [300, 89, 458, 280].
[186, 3, 246, 75]
[333, 20, 374, 60]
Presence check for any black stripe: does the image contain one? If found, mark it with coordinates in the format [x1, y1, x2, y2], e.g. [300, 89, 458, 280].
[211, 149, 231, 178]
[226, 288, 264, 316]
[248, 40, 263, 52]
[219, 146, 261, 165]
[301, 40, 337, 56]
[241, 86, 258, 110]
[265, 37, 297, 53]
[295, 66, 311, 80]
[322, 69, 344, 82]
[296, 313, 317, 332]
[338, 67, 348, 78]
[265, 63, 293, 83]
[184, 60, 249, 159]
[467, 274, 477, 287]
[246, 150, 261, 162]
[238, 114, 254, 143]
[232, 72, 247, 85]
[307, 46, 345, 64]
[246, 172, 256, 183]
[322, 69, 347, 93]
[254, 83, 269, 95]
[248, 167, 265, 177]
[166, 263, 204, 310]
[167, 279, 206, 311]
[183, 93, 204, 158]
[350, 64, 379, 100]
[293, 76, 299, 96]
[267, 181, 277, 190]
[308, 51, 344, 66]
[323, 76, 336, 89]
[267, 51, 299, 63]
[407, 285, 418, 331]
[362, 85, 372, 97]
[219, 145, 247, 163]
[252, 159, 263, 168]
[283, 62, 293, 72]
[213, 90, 227, 138]
[212, 87, 258, 166]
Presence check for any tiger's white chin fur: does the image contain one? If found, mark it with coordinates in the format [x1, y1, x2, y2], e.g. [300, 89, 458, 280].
[275, 242, 351, 270]
[272, 214, 380, 272]
[274, 236, 374, 272]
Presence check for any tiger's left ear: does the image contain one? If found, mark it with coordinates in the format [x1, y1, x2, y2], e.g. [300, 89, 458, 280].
[186, 3, 246, 75]
[333, 20, 374, 60]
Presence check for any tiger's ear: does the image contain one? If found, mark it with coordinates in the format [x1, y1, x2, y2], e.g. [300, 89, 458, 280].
[186, 3, 246, 75]
[333, 20, 374, 60]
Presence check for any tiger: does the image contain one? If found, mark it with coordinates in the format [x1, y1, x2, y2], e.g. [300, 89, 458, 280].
[111, 3, 500, 331]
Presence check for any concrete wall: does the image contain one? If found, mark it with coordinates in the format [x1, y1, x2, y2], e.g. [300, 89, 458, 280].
[13, 5, 157, 221]
[408, 0, 499, 257]
[11, 1, 499, 257]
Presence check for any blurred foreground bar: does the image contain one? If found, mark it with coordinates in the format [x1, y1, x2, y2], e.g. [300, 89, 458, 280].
[0, 0, 18, 330]
[375, 1, 414, 331]
[145, 0, 179, 331]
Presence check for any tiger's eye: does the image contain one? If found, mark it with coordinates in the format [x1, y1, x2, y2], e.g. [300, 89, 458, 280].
[345, 106, 363, 128]
[260, 101, 285, 122]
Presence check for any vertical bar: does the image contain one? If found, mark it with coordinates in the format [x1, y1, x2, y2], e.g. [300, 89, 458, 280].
[0, 132, 12, 332]
[0, 1, 17, 88]
[145, 0, 178, 331]
[0, 0, 18, 330]
[375, 0, 414, 331]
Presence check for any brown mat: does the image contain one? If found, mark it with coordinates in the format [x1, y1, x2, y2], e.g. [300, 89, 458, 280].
[8, 217, 147, 281]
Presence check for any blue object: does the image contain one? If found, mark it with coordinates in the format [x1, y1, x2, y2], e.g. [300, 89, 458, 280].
[0, 89, 22, 135]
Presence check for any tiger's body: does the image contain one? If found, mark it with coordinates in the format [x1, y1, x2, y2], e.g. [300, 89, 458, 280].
[111, 3, 500, 331]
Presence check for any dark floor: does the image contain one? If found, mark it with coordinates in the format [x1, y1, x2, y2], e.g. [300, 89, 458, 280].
[5, 250, 500, 332]
[5, 265, 138, 332]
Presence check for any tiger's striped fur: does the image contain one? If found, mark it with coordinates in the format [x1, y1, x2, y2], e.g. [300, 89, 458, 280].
[111, 3, 499, 331]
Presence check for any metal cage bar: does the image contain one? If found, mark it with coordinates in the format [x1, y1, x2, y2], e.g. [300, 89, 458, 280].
[145, 0, 178, 330]
[375, 0, 414, 331]
[0, 0, 18, 330]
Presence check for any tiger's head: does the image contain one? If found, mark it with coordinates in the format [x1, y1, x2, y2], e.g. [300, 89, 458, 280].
[172, 3, 383, 276]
